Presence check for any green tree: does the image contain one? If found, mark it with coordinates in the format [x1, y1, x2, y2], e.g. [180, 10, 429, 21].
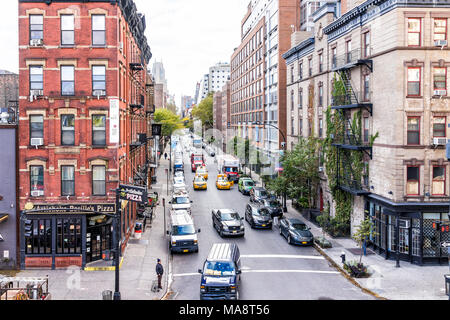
[352, 217, 377, 264]
[154, 108, 184, 137]
[166, 102, 177, 114]
[191, 93, 213, 131]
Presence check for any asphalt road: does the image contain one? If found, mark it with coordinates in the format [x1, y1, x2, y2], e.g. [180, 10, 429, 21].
[167, 139, 374, 300]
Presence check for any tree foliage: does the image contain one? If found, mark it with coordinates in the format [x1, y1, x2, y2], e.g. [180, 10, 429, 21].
[154, 108, 184, 137]
[191, 93, 213, 129]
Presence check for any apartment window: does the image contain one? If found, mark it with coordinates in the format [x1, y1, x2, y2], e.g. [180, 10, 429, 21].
[61, 14, 74, 45]
[433, 117, 446, 137]
[346, 40, 352, 63]
[434, 18, 447, 42]
[407, 117, 420, 145]
[30, 66, 43, 92]
[363, 74, 370, 101]
[291, 90, 294, 110]
[61, 65, 75, 96]
[61, 166, 75, 196]
[433, 67, 447, 93]
[92, 65, 106, 94]
[92, 14, 106, 46]
[432, 166, 446, 195]
[406, 166, 420, 195]
[407, 67, 421, 96]
[299, 61, 303, 80]
[299, 118, 303, 136]
[319, 118, 323, 138]
[61, 114, 75, 145]
[92, 165, 106, 196]
[332, 47, 337, 68]
[363, 117, 370, 143]
[318, 53, 323, 73]
[299, 88, 303, 108]
[30, 115, 44, 144]
[30, 165, 44, 193]
[92, 114, 106, 145]
[318, 84, 323, 107]
[56, 218, 81, 254]
[363, 32, 370, 58]
[29, 14, 43, 40]
[407, 18, 421, 46]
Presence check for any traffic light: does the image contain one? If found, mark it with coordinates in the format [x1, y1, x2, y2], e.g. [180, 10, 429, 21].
[24, 219, 32, 237]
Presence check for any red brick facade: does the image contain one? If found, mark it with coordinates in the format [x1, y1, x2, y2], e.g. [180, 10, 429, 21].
[18, 0, 152, 268]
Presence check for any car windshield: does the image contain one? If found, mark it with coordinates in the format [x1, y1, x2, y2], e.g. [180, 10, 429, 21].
[195, 176, 205, 182]
[292, 223, 309, 231]
[172, 225, 196, 235]
[268, 200, 279, 207]
[254, 208, 270, 216]
[256, 190, 268, 197]
[244, 181, 254, 186]
[203, 261, 235, 276]
[193, 156, 203, 161]
[225, 167, 238, 173]
[218, 177, 227, 182]
[197, 169, 206, 174]
[173, 197, 189, 204]
[221, 212, 239, 221]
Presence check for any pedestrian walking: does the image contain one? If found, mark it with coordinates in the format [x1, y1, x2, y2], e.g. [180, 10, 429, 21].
[164, 152, 167, 160]
[156, 258, 164, 290]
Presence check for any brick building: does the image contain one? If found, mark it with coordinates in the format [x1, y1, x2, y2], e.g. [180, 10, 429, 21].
[0, 70, 19, 124]
[18, 0, 152, 269]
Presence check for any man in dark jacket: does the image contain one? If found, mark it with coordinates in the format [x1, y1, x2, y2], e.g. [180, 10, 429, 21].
[156, 258, 164, 290]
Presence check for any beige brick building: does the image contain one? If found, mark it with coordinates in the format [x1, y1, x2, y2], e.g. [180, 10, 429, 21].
[283, 0, 450, 264]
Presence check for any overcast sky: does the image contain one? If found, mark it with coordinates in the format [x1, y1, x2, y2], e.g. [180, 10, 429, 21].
[0, 0, 247, 106]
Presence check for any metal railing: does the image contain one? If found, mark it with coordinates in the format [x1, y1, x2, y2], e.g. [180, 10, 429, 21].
[332, 48, 371, 70]
[332, 91, 372, 106]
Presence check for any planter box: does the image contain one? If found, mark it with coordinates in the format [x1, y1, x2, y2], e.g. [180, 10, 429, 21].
[314, 236, 332, 248]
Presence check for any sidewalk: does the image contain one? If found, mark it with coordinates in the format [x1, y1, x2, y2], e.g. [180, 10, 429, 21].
[6, 147, 172, 300]
[243, 166, 450, 300]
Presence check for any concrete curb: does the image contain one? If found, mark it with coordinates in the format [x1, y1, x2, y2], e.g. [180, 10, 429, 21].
[313, 243, 388, 300]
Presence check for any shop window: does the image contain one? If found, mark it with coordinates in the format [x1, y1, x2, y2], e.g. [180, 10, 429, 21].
[432, 166, 445, 195]
[92, 165, 106, 196]
[56, 218, 82, 254]
[61, 14, 74, 45]
[61, 165, 75, 196]
[92, 14, 106, 46]
[407, 117, 420, 145]
[30, 165, 44, 195]
[387, 215, 397, 252]
[61, 114, 75, 145]
[406, 166, 420, 195]
[433, 117, 446, 137]
[92, 114, 106, 146]
[411, 219, 421, 257]
[407, 18, 421, 46]
[30, 14, 43, 41]
[407, 67, 421, 96]
[25, 218, 52, 255]
[423, 213, 442, 257]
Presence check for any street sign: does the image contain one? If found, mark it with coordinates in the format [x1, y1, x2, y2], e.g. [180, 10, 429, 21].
[118, 185, 148, 205]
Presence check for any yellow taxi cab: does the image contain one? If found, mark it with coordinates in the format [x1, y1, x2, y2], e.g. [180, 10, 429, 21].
[196, 166, 208, 180]
[216, 174, 233, 190]
[193, 175, 207, 190]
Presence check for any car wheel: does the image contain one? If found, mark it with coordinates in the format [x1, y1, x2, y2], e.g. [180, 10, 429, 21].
[219, 230, 224, 237]
[288, 235, 292, 245]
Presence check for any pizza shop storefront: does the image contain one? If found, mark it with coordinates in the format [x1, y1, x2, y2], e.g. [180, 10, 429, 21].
[20, 203, 116, 269]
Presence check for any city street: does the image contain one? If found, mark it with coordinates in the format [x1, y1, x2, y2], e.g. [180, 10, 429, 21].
[167, 140, 375, 300]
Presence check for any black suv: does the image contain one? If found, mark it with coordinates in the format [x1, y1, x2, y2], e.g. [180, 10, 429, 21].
[245, 203, 273, 229]
[212, 209, 245, 237]
[261, 199, 283, 219]
[249, 187, 269, 203]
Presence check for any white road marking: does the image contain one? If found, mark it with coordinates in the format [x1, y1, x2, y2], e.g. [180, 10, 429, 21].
[173, 272, 201, 277]
[241, 254, 324, 260]
[242, 269, 340, 275]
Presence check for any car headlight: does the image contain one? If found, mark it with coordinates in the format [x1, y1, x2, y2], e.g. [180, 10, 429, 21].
[222, 224, 229, 230]
[172, 241, 176, 246]
[230, 286, 236, 293]
[240, 225, 244, 229]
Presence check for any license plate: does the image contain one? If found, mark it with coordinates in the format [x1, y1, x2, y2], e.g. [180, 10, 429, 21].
[262, 224, 266, 227]
[183, 249, 188, 253]
[232, 231, 237, 234]
[302, 242, 307, 244]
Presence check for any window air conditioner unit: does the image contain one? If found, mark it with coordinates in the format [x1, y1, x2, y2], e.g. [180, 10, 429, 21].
[30, 38, 43, 46]
[30, 138, 44, 146]
[31, 190, 44, 197]
[433, 137, 447, 145]
[93, 90, 106, 97]
[434, 39, 447, 47]
[433, 89, 447, 96]
[30, 89, 43, 96]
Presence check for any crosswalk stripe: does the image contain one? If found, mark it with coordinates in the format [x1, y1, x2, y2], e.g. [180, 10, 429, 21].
[241, 254, 324, 260]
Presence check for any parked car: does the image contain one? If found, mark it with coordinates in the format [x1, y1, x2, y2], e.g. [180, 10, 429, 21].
[261, 199, 283, 219]
[174, 171, 184, 178]
[244, 203, 273, 229]
[211, 209, 245, 237]
[249, 187, 269, 203]
[238, 177, 254, 195]
[278, 218, 314, 246]
[198, 243, 242, 300]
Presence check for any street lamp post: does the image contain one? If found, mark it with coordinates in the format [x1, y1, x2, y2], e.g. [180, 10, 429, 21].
[253, 121, 288, 212]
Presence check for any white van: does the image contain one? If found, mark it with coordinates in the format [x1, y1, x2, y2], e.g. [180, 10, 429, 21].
[167, 212, 200, 253]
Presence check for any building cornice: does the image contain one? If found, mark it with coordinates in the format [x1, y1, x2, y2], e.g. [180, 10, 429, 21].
[282, 37, 315, 64]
